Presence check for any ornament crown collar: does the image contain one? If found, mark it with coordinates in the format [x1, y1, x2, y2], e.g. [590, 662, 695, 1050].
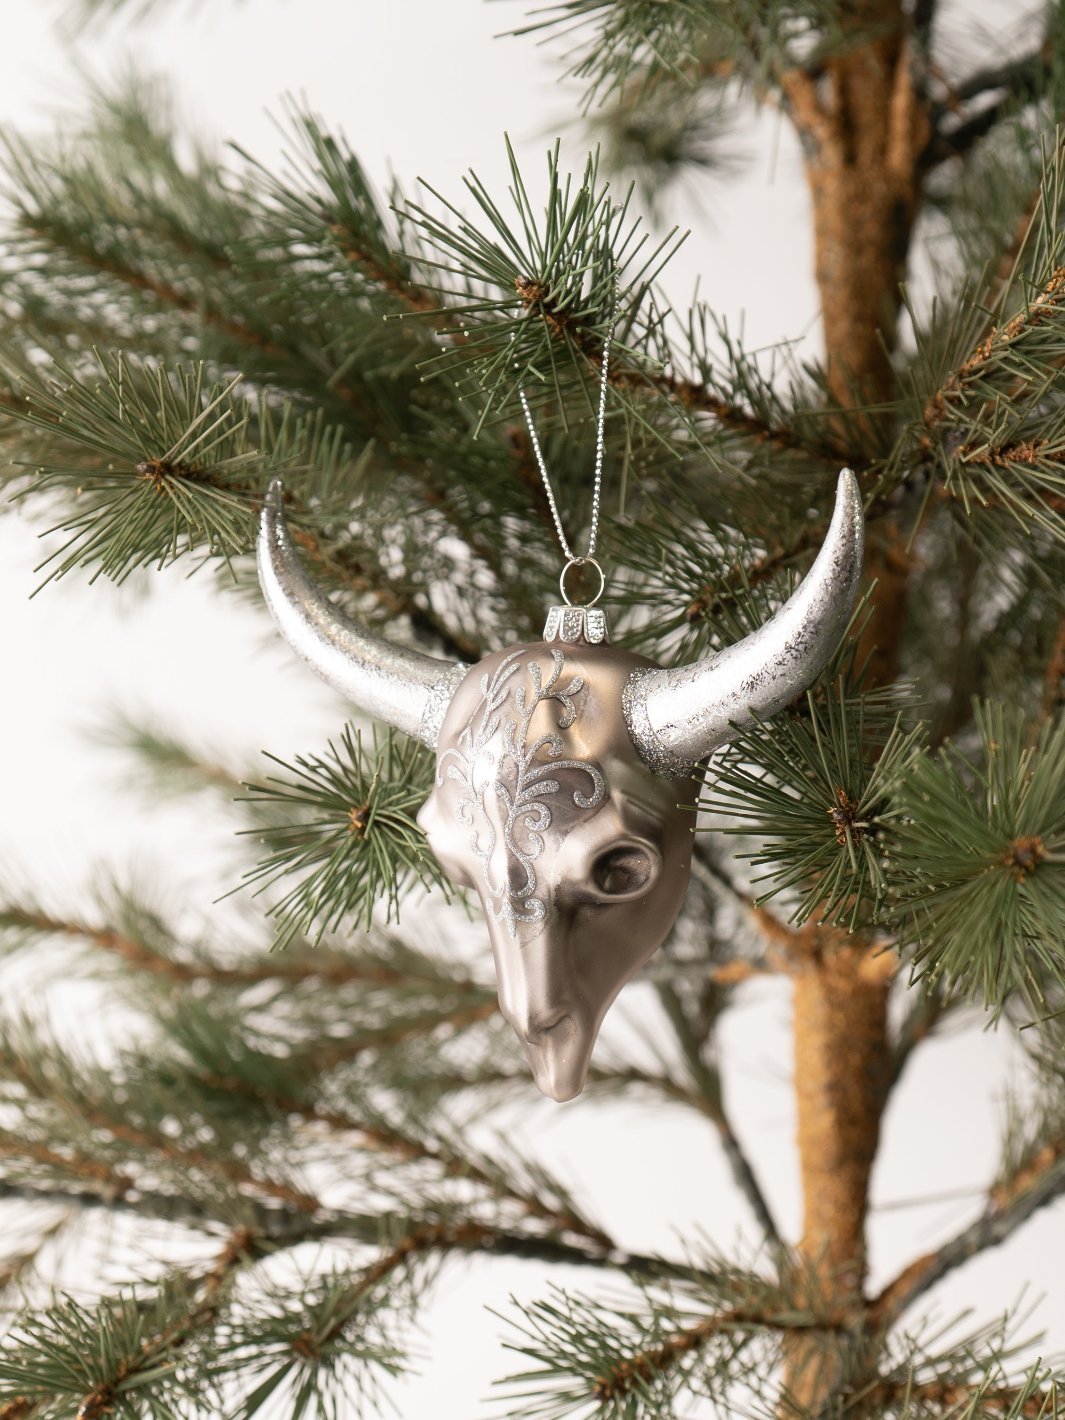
[542, 605, 610, 646]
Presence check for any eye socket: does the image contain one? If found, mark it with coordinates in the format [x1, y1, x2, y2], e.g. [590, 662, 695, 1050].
[592, 844, 656, 898]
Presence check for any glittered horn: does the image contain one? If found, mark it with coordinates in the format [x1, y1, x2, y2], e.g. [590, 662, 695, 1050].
[623, 468, 865, 775]
[257, 480, 468, 748]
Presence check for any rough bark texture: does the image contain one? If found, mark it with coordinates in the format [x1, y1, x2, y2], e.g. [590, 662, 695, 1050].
[786, 4, 930, 412]
[779, 4, 932, 1410]
[783, 939, 896, 1410]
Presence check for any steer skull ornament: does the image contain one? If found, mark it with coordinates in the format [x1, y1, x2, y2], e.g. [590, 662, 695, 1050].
[257, 471, 865, 1101]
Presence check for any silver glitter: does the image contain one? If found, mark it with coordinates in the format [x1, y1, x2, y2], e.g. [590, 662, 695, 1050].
[623, 470, 864, 774]
[435, 648, 606, 935]
[417, 638, 695, 1102]
[257, 467, 863, 1103]
[542, 604, 611, 646]
[621, 668, 691, 778]
[418, 662, 469, 747]
[256, 480, 467, 748]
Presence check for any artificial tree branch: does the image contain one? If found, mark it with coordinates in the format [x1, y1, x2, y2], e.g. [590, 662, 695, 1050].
[657, 982, 783, 1249]
[923, 39, 1056, 170]
[1, 905, 492, 996]
[869, 1137, 1065, 1327]
[589, 1308, 843, 1404]
[862, 1375, 1059, 1417]
[193, 1072, 614, 1250]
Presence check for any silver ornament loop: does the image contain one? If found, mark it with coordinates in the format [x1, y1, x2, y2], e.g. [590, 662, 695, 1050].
[559, 555, 605, 608]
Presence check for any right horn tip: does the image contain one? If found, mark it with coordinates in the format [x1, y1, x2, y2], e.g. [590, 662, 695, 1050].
[265, 477, 285, 507]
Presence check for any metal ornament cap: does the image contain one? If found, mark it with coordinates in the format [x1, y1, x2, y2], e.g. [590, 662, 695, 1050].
[543, 604, 610, 645]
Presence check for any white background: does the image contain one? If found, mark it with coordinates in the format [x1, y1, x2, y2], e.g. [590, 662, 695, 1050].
[0, 2, 1061, 1416]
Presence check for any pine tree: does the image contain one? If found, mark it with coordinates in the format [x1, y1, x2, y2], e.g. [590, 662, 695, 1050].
[1, 1, 1064, 1416]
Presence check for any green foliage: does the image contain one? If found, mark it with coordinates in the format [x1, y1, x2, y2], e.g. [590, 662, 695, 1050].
[226, 1270, 410, 1419]
[588, 78, 740, 222]
[700, 627, 924, 928]
[238, 727, 451, 946]
[496, 1263, 794, 1420]
[3, 1, 1065, 1416]
[2, 349, 359, 586]
[506, 1, 842, 108]
[901, 130, 1065, 555]
[890, 704, 1065, 1019]
[0, 1281, 218, 1417]
[400, 137, 685, 433]
[7, 355, 255, 583]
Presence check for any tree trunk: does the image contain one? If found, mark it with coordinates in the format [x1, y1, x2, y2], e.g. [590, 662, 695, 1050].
[782, 939, 896, 1410]
[779, 6, 932, 1409]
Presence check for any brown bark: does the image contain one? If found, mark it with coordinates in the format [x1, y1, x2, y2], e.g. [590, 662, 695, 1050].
[782, 938, 895, 1409]
[784, 7, 930, 415]
[778, 6, 933, 1411]
[784, 6, 930, 682]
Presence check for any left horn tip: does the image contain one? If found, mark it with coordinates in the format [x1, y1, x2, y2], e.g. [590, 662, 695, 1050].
[837, 466, 860, 501]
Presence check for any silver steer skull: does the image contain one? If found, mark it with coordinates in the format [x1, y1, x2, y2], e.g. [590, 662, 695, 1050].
[257, 471, 864, 1101]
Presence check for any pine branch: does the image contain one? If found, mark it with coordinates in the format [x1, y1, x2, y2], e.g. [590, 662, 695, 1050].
[862, 1374, 1060, 1417]
[889, 704, 1065, 1019]
[237, 727, 455, 946]
[869, 1134, 1065, 1327]
[701, 628, 924, 931]
[0, 1217, 66, 1303]
[925, 264, 1065, 426]
[0, 1039, 322, 1216]
[656, 983, 782, 1248]
[399, 137, 858, 466]
[588, 1307, 836, 1404]
[184, 1061, 610, 1249]
[297, 1000, 500, 1072]
[75, 1229, 257, 1418]
[0, 1229, 260, 1419]
[0, 901, 490, 998]
[496, 1273, 838, 1419]
[925, 38, 1059, 170]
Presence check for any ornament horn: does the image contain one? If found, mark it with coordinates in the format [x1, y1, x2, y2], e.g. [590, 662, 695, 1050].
[257, 479, 468, 748]
[623, 469, 865, 775]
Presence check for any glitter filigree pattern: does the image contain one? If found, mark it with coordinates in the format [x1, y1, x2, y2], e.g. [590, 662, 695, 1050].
[437, 648, 606, 934]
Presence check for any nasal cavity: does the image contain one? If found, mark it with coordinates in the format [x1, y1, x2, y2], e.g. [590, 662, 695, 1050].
[523, 1011, 574, 1045]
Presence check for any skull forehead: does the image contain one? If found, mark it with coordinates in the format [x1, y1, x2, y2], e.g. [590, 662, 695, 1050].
[434, 640, 678, 807]
[439, 639, 654, 752]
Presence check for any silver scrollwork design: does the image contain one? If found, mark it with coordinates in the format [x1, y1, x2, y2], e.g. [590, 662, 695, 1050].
[436, 649, 607, 934]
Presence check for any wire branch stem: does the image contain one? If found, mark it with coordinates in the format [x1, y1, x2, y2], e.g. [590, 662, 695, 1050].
[862, 1375, 1059, 1416]
[868, 1136, 1065, 1327]
[590, 1308, 844, 1403]
[3, 905, 490, 995]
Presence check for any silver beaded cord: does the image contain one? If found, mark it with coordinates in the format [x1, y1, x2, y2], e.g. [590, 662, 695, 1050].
[515, 276, 619, 570]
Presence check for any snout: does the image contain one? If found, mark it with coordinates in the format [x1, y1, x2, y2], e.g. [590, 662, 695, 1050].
[512, 1010, 589, 1103]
